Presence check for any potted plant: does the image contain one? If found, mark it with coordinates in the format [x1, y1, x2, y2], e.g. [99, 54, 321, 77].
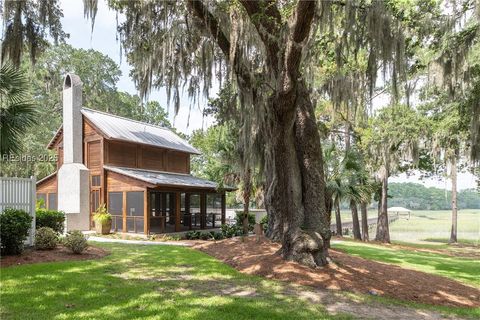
[93, 204, 112, 235]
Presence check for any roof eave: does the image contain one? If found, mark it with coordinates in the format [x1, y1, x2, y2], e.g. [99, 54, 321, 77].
[36, 171, 57, 185]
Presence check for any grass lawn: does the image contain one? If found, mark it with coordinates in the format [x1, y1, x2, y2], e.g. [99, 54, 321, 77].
[423, 237, 480, 246]
[336, 209, 479, 244]
[0, 243, 352, 320]
[388, 209, 480, 243]
[331, 241, 480, 287]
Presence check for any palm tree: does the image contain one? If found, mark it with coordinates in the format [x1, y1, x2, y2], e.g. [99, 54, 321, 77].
[325, 142, 375, 240]
[0, 63, 37, 156]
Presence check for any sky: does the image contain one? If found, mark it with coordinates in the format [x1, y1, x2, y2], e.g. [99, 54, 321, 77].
[59, 0, 477, 191]
[60, 0, 216, 134]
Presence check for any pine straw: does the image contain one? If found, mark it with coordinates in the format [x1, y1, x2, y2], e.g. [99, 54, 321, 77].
[0, 245, 109, 268]
[194, 237, 480, 308]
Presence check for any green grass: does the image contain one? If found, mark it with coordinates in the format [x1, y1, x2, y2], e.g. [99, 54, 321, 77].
[388, 209, 480, 243]
[423, 238, 480, 246]
[336, 209, 480, 244]
[332, 241, 480, 287]
[0, 243, 351, 320]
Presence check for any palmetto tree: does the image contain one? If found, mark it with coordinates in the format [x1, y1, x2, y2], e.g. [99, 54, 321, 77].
[325, 143, 374, 239]
[0, 63, 37, 156]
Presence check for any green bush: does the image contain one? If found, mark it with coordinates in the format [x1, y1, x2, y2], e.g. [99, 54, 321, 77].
[63, 230, 88, 254]
[93, 204, 112, 225]
[213, 232, 225, 240]
[221, 224, 242, 238]
[235, 211, 255, 232]
[35, 227, 58, 250]
[199, 232, 213, 240]
[36, 209, 65, 234]
[260, 215, 268, 233]
[0, 208, 33, 255]
[185, 230, 201, 240]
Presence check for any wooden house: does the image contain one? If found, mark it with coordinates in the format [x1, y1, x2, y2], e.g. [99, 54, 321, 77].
[37, 74, 232, 234]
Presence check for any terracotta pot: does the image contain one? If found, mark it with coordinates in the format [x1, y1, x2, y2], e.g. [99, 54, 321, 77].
[95, 220, 112, 235]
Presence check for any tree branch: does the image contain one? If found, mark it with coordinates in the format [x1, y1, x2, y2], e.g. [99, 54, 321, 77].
[186, 0, 258, 104]
[239, 0, 282, 74]
[186, 0, 231, 57]
[281, 0, 316, 94]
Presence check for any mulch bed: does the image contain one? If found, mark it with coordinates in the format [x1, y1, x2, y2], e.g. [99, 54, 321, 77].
[0, 245, 109, 268]
[194, 237, 480, 308]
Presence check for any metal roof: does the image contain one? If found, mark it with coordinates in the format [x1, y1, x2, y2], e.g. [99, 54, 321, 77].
[104, 166, 235, 191]
[81, 108, 200, 154]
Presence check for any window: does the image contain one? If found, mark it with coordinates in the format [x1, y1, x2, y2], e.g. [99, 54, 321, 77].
[91, 190, 100, 213]
[91, 175, 101, 187]
[37, 193, 46, 208]
[48, 193, 57, 210]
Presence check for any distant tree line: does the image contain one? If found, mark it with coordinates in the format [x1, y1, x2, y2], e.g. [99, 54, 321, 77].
[374, 183, 480, 210]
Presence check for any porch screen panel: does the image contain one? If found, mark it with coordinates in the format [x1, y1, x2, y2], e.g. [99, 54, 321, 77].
[126, 191, 144, 233]
[108, 192, 123, 231]
[189, 194, 201, 228]
[206, 194, 222, 228]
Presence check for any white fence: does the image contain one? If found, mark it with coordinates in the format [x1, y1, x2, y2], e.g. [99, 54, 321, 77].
[0, 177, 36, 246]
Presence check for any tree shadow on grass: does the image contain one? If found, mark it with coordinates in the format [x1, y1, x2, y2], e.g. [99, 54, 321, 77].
[0, 243, 350, 320]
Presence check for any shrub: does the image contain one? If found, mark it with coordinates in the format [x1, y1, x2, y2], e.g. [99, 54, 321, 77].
[36, 209, 65, 234]
[35, 227, 58, 250]
[93, 204, 112, 225]
[63, 230, 88, 254]
[185, 230, 201, 240]
[221, 224, 241, 238]
[260, 215, 268, 233]
[235, 211, 255, 232]
[199, 232, 213, 240]
[150, 234, 181, 241]
[213, 232, 224, 240]
[0, 208, 33, 255]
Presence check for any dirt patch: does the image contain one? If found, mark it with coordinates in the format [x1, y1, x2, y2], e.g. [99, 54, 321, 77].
[194, 237, 480, 308]
[0, 245, 109, 268]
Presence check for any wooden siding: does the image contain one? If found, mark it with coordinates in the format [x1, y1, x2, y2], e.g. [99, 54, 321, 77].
[57, 146, 63, 169]
[105, 140, 137, 168]
[36, 175, 57, 194]
[87, 141, 101, 170]
[83, 118, 102, 142]
[104, 140, 190, 174]
[106, 171, 153, 192]
[166, 151, 189, 173]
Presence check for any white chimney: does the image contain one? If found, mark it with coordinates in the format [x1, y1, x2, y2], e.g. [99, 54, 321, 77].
[62, 74, 83, 163]
[57, 74, 90, 231]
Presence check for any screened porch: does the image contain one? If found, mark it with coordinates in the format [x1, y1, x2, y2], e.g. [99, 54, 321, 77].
[106, 189, 226, 235]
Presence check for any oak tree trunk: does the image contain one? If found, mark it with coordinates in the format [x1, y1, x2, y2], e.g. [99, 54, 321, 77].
[375, 167, 390, 243]
[450, 155, 458, 243]
[360, 202, 369, 241]
[265, 81, 330, 267]
[350, 200, 362, 240]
